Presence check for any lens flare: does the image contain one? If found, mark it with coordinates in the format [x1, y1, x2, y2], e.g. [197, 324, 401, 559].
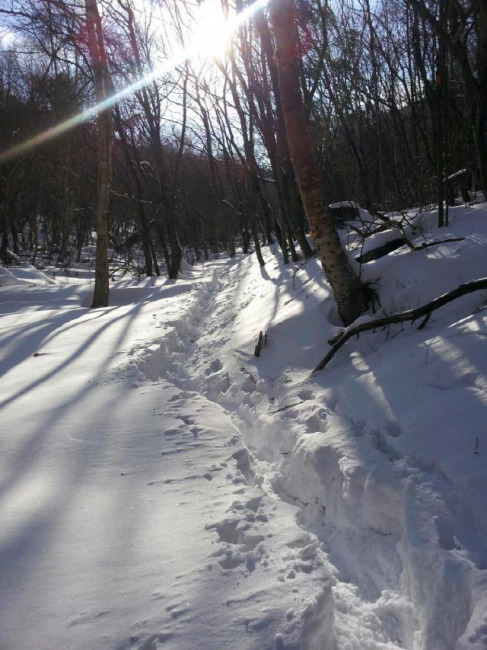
[0, 0, 269, 162]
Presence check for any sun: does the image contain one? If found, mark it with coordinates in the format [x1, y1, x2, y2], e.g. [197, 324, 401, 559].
[190, 0, 235, 60]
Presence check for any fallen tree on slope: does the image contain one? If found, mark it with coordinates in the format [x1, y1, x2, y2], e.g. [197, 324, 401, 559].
[313, 278, 487, 373]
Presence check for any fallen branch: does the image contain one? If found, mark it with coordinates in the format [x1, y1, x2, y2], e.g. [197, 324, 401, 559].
[405, 236, 464, 252]
[348, 223, 389, 239]
[313, 277, 487, 373]
[268, 401, 305, 414]
[372, 210, 464, 252]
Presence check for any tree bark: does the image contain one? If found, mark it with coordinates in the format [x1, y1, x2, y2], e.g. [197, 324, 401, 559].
[269, 0, 368, 325]
[85, 0, 113, 308]
[253, 7, 313, 259]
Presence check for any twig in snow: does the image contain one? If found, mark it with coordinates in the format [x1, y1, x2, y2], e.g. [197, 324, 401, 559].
[255, 331, 268, 356]
[268, 400, 305, 414]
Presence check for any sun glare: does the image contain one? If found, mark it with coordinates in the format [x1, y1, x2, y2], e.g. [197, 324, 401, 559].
[0, 0, 270, 162]
[191, 0, 234, 60]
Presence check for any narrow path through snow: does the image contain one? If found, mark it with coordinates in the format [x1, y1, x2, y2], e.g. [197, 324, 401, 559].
[2, 245, 487, 650]
[138, 255, 486, 650]
[131, 260, 415, 650]
[0, 268, 332, 650]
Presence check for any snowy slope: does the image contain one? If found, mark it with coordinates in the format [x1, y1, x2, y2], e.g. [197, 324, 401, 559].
[0, 269, 332, 650]
[1, 203, 487, 650]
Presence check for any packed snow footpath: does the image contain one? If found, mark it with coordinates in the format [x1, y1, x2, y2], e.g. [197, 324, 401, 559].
[1, 202, 487, 650]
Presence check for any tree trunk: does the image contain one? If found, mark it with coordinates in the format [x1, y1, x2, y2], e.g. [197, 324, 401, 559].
[253, 7, 313, 259]
[269, 0, 368, 325]
[113, 106, 153, 276]
[85, 0, 113, 308]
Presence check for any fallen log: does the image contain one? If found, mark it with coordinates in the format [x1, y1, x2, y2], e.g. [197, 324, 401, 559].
[355, 238, 406, 263]
[313, 278, 487, 373]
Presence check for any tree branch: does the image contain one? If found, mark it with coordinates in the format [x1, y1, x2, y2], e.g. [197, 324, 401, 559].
[313, 278, 487, 373]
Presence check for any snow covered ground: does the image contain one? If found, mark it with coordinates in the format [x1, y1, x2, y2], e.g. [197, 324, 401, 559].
[1, 202, 487, 649]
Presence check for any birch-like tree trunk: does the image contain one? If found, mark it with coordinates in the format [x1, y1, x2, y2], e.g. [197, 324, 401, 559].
[269, 0, 368, 326]
[85, 0, 113, 308]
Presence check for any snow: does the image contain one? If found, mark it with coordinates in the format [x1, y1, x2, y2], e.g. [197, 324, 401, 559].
[0, 264, 58, 287]
[1, 203, 487, 649]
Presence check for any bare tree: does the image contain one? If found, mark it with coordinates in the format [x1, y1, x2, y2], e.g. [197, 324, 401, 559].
[269, 0, 368, 325]
[85, 0, 113, 307]
[405, 0, 487, 196]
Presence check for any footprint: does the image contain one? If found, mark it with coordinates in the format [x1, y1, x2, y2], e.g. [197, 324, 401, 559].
[161, 448, 185, 456]
[164, 428, 183, 437]
[232, 448, 255, 485]
[135, 633, 172, 650]
[168, 390, 199, 402]
[207, 519, 240, 544]
[370, 427, 401, 462]
[218, 552, 243, 570]
[384, 419, 402, 437]
[228, 501, 246, 512]
[305, 413, 329, 434]
[166, 603, 190, 620]
[245, 496, 262, 512]
[242, 532, 265, 550]
[178, 415, 195, 425]
[434, 516, 457, 551]
[298, 389, 314, 401]
[285, 533, 312, 550]
[150, 592, 165, 601]
[190, 426, 202, 439]
[68, 610, 110, 627]
[352, 419, 366, 437]
[467, 620, 487, 644]
[205, 358, 223, 375]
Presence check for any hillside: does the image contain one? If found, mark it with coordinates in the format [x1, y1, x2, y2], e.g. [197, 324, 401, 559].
[1, 202, 487, 650]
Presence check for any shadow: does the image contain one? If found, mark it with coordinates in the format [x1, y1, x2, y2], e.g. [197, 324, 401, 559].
[0, 280, 194, 407]
[0, 301, 144, 410]
[0, 381, 175, 648]
[0, 306, 151, 519]
[1, 307, 95, 377]
[309, 301, 487, 562]
[255, 257, 331, 349]
[0, 283, 85, 312]
[0, 278, 207, 647]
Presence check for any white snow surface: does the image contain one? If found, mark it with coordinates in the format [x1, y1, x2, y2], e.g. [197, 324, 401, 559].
[1, 203, 487, 650]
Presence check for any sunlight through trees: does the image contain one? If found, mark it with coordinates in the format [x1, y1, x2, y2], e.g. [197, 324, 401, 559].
[0, 0, 485, 321]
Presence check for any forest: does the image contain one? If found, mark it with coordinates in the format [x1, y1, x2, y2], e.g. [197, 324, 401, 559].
[2, 3, 487, 648]
[0, 0, 486, 308]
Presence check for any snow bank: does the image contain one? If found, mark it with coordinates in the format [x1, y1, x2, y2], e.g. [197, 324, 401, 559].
[0, 264, 58, 286]
[1, 202, 487, 649]
[142, 202, 487, 649]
